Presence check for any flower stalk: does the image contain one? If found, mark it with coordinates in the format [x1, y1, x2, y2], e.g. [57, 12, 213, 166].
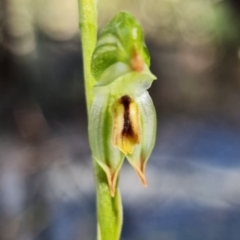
[78, 0, 123, 239]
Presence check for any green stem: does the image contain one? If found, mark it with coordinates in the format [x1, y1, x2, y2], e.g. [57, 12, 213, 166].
[78, 1, 123, 239]
[78, 0, 97, 111]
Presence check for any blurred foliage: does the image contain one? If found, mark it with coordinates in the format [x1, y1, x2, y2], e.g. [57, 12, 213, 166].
[1, 0, 240, 54]
[98, 0, 240, 46]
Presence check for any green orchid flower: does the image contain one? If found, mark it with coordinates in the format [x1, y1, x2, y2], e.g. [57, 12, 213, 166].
[89, 11, 157, 196]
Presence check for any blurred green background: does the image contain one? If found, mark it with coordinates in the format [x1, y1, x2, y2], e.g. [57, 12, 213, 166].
[1, 0, 240, 240]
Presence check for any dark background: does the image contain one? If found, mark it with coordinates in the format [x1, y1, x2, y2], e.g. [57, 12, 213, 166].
[1, 0, 240, 239]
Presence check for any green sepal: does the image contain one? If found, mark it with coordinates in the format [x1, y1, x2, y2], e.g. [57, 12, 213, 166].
[91, 11, 151, 83]
[126, 91, 157, 185]
[89, 94, 125, 196]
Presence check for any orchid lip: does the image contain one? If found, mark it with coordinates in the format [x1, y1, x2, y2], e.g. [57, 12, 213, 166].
[112, 95, 141, 155]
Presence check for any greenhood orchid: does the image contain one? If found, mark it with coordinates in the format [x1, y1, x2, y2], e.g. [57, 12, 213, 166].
[89, 11, 157, 196]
